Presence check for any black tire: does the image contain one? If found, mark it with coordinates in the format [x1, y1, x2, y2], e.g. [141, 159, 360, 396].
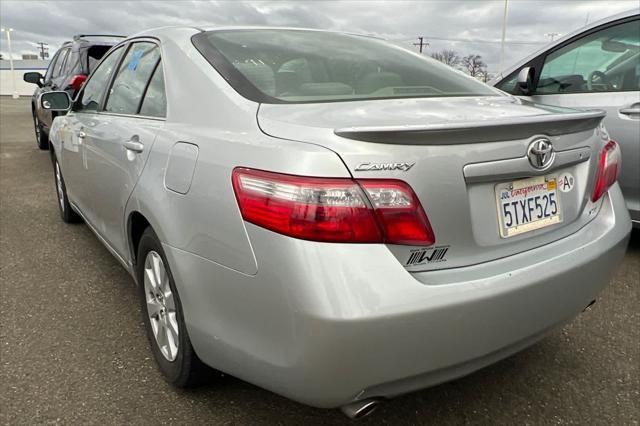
[33, 110, 49, 150]
[53, 156, 81, 223]
[136, 227, 209, 387]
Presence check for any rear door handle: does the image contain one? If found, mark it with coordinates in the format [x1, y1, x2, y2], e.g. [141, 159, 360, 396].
[124, 139, 144, 153]
[619, 107, 640, 115]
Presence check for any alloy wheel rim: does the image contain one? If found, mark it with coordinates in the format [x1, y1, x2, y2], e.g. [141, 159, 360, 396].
[143, 251, 179, 361]
[55, 162, 64, 211]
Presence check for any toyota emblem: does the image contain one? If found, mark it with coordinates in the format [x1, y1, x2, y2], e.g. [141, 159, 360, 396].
[527, 138, 555, 170]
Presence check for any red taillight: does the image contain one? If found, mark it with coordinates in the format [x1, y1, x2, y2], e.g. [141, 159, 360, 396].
[232, 168, 435, 246]
[591, 140, 621, 202]
[69, 74, 88, 92]
[359, 180, 435, 245]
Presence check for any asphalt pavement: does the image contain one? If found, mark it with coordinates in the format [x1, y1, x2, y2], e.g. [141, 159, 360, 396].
[1, 96, 638, 425]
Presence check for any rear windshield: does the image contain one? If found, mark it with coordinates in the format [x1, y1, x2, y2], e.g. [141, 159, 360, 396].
[193, 30, 498, 103]
[86, 45, 115, 73]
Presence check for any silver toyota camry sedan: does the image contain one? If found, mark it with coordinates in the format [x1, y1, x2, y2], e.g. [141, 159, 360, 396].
[40, 27, 631, 418]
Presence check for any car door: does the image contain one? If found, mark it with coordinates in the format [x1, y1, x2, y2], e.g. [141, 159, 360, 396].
[50, 48, 71, 92]
[35, 49, 61, 128]
[497, 17, 640, 223]
[83, 40, 165, 258]
[40, 48, 71, 130]
[533, 18, 640, 222]
[61, 45, 126, 216]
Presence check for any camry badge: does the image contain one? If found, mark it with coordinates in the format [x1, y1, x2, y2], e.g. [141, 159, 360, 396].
[354, 162, 415, 172]
[527, 138, 555, 170]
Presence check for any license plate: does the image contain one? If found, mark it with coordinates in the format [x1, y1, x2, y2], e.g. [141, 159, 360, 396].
[495, 176, 562, 238]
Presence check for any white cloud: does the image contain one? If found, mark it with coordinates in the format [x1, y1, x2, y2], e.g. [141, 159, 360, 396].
[0, 0, 637, 72]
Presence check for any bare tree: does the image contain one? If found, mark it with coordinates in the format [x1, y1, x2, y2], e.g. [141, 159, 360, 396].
[462, 54, 487, 77]
[480, 71, 495, 83]
[430, 49, 460, 67]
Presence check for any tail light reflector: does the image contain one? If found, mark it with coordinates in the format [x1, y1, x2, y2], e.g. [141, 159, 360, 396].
[232, 168, 435, 246]
[69, 74, 88, 92]
[591, 140, 621, 202]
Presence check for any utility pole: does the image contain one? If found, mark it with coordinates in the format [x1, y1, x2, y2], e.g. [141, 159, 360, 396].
[1, 28, 19, 99]
[498, 0, 509, 75]
[36, 42, 49, 60]
[413, 36, 429, 54]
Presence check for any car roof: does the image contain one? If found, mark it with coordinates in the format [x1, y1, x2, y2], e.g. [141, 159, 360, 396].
[201, 26, 380, 36]
[59, 35, 124, 51]
[131, 25, 382, 41]
[491, 8, 639, 83]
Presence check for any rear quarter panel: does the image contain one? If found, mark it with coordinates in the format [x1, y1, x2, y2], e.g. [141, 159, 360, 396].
[128, 123, 349, 276]
[125, 29, 350, 275]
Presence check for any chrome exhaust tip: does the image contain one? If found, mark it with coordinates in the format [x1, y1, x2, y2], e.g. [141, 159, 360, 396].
[340, 398, 383, 419]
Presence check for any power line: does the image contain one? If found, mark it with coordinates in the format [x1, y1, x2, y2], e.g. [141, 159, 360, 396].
[413, 36, 429, 53]
[395, 35, 546, 45]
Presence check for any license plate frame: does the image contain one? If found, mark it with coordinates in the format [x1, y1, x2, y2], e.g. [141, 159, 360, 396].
[495, 176, 562, 238]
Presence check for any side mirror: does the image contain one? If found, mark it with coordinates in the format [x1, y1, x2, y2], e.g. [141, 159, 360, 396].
[23, 72, 44, 88]
[40, 91, 71, 111]
[602, 39, 628, 53]
[517, 67, 535, 95]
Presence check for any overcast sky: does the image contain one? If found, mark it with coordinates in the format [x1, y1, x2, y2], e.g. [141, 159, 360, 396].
[0, 0, 637, 74]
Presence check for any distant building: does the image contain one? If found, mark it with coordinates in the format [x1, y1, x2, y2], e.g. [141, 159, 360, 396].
[0, 59, 50, 96]
[21, 54, 39, 60]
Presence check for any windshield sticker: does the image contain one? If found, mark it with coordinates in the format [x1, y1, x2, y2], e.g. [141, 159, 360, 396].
[406, 245, 449, 266]
[127, 50, 144, 71]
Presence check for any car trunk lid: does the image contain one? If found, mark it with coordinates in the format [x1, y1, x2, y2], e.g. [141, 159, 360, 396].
[257, 95, 607, 272]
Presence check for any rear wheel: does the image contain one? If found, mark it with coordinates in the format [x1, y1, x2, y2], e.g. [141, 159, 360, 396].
[137, 227, 209, 387]
[53, 157, 81, 223]
[33, 111, 49, 150]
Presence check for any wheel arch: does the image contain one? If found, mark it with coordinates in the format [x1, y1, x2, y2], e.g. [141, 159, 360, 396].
[127, 210, 153, 270]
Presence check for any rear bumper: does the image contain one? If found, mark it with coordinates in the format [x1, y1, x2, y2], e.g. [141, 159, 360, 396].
[164, 185, 630, 408]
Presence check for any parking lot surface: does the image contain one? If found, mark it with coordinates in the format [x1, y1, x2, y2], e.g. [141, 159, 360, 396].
[1, 96, 638, 425]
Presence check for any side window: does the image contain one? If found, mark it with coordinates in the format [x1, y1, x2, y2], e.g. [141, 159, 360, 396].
[74, 46, 124, 113]
[52, 48, 70, 78]
[44, 51, 61, 82]
[537, 20, 640, 94]
[104, 42, 160, 115]
[86, 45, 113, 73]
[139, 61, 166, 117]
[63, 50, 80, 76]
[495, 71, 519, 94]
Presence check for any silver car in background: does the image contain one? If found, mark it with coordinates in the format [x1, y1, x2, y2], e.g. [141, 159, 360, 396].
[41, 27, 630, 418]
[492, 10, 639, 227]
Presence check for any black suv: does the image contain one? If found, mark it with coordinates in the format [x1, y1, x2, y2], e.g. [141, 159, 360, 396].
[23, 35, 124, 150]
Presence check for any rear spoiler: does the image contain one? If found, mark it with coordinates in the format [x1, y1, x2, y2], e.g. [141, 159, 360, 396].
[334, 109, 606, 145]
[73, 34, 126, 41]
